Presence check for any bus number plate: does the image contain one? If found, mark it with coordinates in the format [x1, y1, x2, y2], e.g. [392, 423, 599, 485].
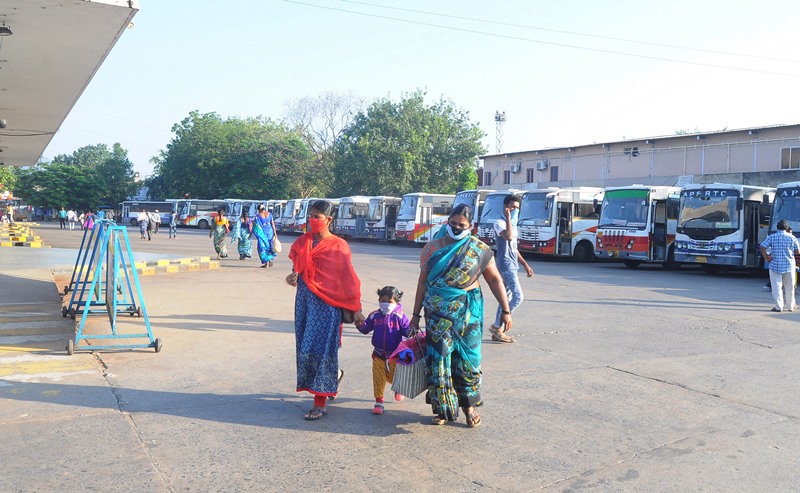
[695, 256, 707, 263]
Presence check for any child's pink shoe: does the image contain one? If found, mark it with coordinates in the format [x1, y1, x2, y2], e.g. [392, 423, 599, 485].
[372, 403, 384, 415]
[394, 393, 404, 401]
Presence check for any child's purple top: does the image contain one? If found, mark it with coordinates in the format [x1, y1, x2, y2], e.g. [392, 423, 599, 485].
[358, 303, 411, 358]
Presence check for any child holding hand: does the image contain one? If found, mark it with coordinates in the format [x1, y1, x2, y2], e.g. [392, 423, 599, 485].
[358, 286, 411, 415]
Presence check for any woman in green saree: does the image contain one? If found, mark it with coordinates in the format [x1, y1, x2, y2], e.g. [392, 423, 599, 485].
[410, 203, 513, 427]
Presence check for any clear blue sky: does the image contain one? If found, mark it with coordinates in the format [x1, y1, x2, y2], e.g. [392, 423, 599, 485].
[43, 0, 800, 177]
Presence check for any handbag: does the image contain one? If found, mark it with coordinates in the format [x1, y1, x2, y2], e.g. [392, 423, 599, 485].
[273, 237, 282, 253]
[390, 329, 428, 399]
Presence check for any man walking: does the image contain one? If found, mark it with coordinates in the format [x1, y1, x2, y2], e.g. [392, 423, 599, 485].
[490, 194, 534, 343]
[760, 220, 800, 312]
[58, 207, 67, 229]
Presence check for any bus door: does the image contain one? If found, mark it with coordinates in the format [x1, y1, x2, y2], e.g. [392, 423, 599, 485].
[557, 201, 572, 256]
[386, 204, 398, 239]
[420, 205, 432, 241]
[652, 201, 668, 261]
[356, 217, 367, 237]
[743, 200, 759, 267]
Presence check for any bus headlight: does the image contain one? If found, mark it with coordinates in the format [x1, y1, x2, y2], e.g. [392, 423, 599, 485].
[723, 244, 733, 252]
[626, 239, 634, 249]
[597, 240, 603, 248]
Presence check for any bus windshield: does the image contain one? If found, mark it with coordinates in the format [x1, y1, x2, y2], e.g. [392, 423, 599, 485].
[453, 191, 477, 210]
[368, 199, 383, 220]
[679, 191, 738, 230]
[398, 196, 418, 220]
[599, 190, 649, 229]
[479, 194, 507, 224]
[772, 189, 800, 231]
[339, 201, 368, 220]
[282, 200, 295, 218]
[519, 194, 550, 226]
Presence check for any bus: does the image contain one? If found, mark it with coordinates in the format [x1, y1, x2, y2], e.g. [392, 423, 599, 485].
[453, 189, 492, 235]
[119, 200, 175, 226]
[771, 181, 800, 236]
[352, 195, 401, 241]
[267, 199, 286, 222]
[177, 199, 227, 228]
[595, 185, 682, 268]
[476, 189, 526, 248]
[674, 183, 774, 271]
[225, 198, 269, 222]
[395, 192, 455, 244]
[518, 187, 604, 261]
[334, 196, 371, 238]
[278, 198, 300, 233]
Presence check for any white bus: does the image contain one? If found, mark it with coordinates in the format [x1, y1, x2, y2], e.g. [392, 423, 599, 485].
[674, 183, 774, 271]
[177, 199, 228, 228]
[595, 185, 681, 268]
[453, 189, 492, 235]
[278, 198, 300, 233]
[119, 200, 175, 226]
[225, 198, 266, 222]
[395, 192, 455, 244]
[353, 196, 402, 241]
[476, 189, 526, 248]
[518, 187, 604, 261]
[334, 196, 371, 238]
[293, 197, 340, 234]
[267, 199, 286, 222]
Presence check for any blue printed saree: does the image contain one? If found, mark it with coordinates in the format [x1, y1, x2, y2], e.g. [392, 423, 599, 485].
[252, 213, 276, 265]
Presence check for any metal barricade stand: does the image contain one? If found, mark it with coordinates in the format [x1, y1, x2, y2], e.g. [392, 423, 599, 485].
[65, 219, 161, 355]
[62, 224, 96, 298]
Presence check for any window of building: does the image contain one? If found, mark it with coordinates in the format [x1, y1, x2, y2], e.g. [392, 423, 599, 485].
[549, 166, 559, 182]
[503, 170, 511, 185]
[526, 168, 534, 183]
[781, 147, 800, 169]
[484, 171, 492, 185]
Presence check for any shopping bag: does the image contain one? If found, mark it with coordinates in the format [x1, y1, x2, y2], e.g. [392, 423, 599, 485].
[390, 330, 428, 399]
[273, 237, 282, 253]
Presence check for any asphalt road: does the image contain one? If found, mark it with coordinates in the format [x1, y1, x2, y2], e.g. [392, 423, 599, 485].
[1, 222, 798, 492]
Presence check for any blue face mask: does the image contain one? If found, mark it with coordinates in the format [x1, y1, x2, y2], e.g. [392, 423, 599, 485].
[447, 224, 470, 240]
[510, 209, 519, 225]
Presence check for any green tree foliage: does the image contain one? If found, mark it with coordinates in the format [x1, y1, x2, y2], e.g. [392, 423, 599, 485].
[14, 143, 136, 210]
[0, 166, 17, 194]
[148, 111, 313, 200]
[333, 91, 486, 197]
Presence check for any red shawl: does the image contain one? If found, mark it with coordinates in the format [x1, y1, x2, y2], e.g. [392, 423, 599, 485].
[289, 233, 362, 312]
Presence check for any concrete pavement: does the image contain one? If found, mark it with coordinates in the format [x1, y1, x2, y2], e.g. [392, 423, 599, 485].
[1, 222, 799, 492]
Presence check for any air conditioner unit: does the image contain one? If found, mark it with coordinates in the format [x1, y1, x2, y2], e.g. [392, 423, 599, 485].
[535, 160, 549, 171]
[510, 162, 521, 174]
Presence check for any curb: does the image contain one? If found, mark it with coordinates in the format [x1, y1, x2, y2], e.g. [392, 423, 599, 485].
[0, 223, 47, 248]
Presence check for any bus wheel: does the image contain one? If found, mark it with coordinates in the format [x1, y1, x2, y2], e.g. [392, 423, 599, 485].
[662, 248, 681, 270]
[198, 219, 209, 229]
[623, 260, 642, 268]
[572, 241, 594, 262]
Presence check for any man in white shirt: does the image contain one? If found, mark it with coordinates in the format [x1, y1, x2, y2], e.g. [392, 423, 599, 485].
[137, 209, 149, 240]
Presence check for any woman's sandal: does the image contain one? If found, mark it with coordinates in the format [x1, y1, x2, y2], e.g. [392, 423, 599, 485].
[304, 407, 327, 420]
[465, 409, 482, 428]
[431, 414, 447, 425]
[372, 403, 384, 415]
[489, 325, 514, 343]
[328, 369, 345, 401]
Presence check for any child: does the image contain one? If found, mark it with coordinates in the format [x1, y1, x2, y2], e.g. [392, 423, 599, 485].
[357, 286, 411, 415]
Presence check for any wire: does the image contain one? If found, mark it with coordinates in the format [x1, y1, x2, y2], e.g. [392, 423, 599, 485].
[342, 0, 800, 64]
[283, 0, 800, 77]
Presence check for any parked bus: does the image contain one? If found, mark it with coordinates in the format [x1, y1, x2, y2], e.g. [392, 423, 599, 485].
[293, 197, 340, 234]
[334, 196, 371, 238]
[674, 183, 774, 271]
[278, 198, 300, 233]
[352, 195, 401, 241]
[225, 198, 268, 223]
[267, 199, 286, 222]
[395, 193, 455, 244]
[476, 189, 526, 247]
[595, 185, 681, 268]
[119, 200, 175, 226]
[177, 199, 227, 228]
[518, 187, 604, 261]
[770, 181, 800, 235]
[453, 189, 492, 235]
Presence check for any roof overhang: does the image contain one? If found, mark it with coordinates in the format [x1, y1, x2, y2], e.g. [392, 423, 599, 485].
[0, 0, 138, 167]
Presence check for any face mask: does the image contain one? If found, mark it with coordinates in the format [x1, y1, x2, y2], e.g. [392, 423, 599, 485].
[447, 224, 469, 240]
[379, 302, 397, 315]
[308, 217, 327, 233]
[510, 209, 519, 225]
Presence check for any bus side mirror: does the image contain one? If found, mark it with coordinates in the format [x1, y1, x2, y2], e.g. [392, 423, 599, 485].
[592, 199, 601, 215]
[762, 194, 770, 207]
[736, 198, 743, 211]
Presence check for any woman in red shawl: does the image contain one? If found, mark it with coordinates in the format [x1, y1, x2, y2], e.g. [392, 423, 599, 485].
[286, 200, 365, 420]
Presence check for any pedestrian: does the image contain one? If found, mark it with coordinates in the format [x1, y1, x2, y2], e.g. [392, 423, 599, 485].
[231, 210, 253, 260]
[357, 286, 411, 415]
[106, 208, 115, 222]
[209, 208, 229, 259]
[760, 220, 800, 312]
[286, 200, 365, 420]
[150, 210, 160, 235]
[85, 211, 95, 230]
[67, 209, 77, 230]
[168, 210, 178, 239]
[58, 207, 67, 229]
[489, 194, 534, 343]
[137, 209, 149, 240]
[252, 204, 278, 267]
[5, 203, 13, 223]
[409, 203, 513, 427]
[78, 212, 85, 230]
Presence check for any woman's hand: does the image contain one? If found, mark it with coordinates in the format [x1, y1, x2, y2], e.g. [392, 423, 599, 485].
[409, 314, 421, 332]
[353, 311, 366, 327]
[285, 272, 298, 287]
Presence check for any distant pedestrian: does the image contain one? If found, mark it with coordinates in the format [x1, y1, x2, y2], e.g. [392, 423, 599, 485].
[137, 209, 150, 240]
[150, 210, 160, 235]
[6, 203, 14, 223]
[78, 212, 85, 230]
[231, 210, 253, 260]
[85, 211, 95, 230]
[106, 209, 115, 223]
[169, 211, 178, 239]
[760, 220, 800, 312]
[209, 208, 230, 259]
[58, 207, 67, 229]
[67, 209, 77, 230]
[253, 204, 278, 268]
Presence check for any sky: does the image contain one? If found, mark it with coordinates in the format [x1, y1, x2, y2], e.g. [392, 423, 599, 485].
[43, 0, 800, 178]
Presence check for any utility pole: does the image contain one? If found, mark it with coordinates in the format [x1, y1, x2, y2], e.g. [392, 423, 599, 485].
[494, 111, 506, 154]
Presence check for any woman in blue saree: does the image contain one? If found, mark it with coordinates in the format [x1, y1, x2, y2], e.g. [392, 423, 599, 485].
[252, 204, 277, 268]
[410, 203, 513, 427]
[231, 211, 253, 260]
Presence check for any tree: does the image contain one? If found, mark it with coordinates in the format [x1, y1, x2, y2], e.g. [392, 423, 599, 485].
[0, 166, 17, 195]
[49, 143, 136, 206]
[333, 90, 486, 197]
[14, 163, 103, 211]
[283, 92, 364, 196]
[148, 111, 313, 200]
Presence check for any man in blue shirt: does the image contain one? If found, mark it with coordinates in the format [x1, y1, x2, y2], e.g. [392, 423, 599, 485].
[490, 194, 534, 342]
[760, 220, 800, 312]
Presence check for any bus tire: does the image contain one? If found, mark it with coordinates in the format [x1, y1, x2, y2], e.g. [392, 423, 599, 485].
[623, 260, 642, 268]
[198, 219, 209, 229]
[572, 241, 594, 262]
[661, 247, 681, 270]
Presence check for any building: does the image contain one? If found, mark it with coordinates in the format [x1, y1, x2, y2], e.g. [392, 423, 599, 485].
[479, 124, 800, 190]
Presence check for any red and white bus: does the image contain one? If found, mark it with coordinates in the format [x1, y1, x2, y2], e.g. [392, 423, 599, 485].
[453, 189, 492, 235]
[518, 187, 604, 261]
[395, 192, 455, 244]
[476, 189, 526, 248]
[177, 199, 228, 228]
[595, 185, 681, 268]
